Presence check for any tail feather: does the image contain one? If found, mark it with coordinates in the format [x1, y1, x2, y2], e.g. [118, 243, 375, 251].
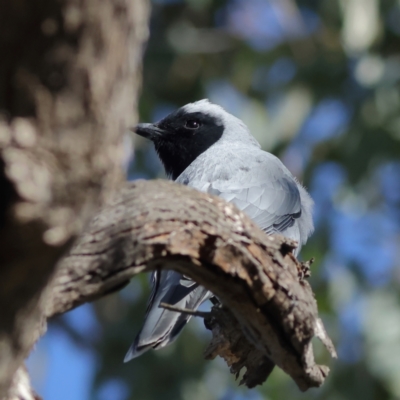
[124, 270, 210, 362]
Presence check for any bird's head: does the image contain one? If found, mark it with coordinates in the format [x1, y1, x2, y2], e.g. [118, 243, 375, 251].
[132, 99, 258, 179]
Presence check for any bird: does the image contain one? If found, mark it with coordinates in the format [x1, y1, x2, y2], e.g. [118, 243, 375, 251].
[124, 99, 314, 361]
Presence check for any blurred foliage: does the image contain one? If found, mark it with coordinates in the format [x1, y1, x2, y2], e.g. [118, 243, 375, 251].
[32, 0, 400, 399]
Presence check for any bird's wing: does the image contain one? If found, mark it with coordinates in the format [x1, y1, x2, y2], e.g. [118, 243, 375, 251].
[207, 155, 302, 236]
[124, 270, 210, 361]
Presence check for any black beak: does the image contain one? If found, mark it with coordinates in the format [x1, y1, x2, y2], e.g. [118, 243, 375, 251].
[131, 123, 165, 141]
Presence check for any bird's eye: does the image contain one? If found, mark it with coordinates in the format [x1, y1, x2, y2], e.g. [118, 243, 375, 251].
[185, 120, 201, 129]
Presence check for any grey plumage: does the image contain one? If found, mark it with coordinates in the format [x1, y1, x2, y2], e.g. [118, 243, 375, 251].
[124, 271, 210, 360]
[124, 99, 314, 361]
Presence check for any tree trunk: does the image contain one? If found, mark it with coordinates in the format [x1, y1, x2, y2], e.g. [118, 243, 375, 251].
[0, 0, 149, 397]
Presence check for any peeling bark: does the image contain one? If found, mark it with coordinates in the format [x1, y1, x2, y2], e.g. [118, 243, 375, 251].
[49, 180, 336, 391]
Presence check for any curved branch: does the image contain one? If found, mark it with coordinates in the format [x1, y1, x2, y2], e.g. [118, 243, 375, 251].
[49, 180, 336, 391]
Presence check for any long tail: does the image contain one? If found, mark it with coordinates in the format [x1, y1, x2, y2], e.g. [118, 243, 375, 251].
[124, 270, 210, 361]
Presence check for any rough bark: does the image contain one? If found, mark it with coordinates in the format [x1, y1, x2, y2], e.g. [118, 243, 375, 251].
[48, 180, 336, 391]
[0, 0, 149, 397]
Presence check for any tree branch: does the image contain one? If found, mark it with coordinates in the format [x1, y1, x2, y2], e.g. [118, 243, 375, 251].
[48, 179, 336, 391]
[159, 302, 212, 318]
